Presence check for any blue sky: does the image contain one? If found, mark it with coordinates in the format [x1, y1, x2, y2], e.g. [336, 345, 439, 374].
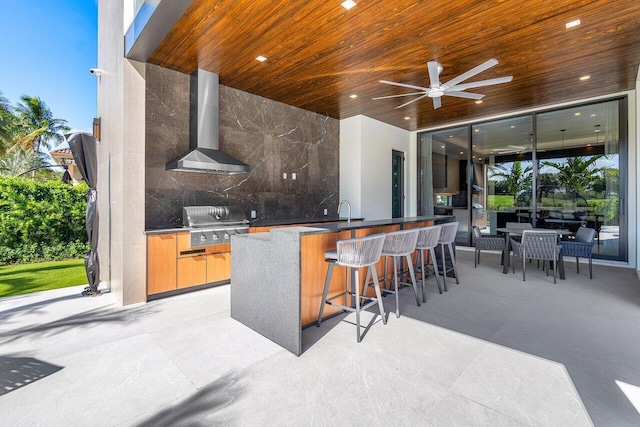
[0, 0, 98, 143]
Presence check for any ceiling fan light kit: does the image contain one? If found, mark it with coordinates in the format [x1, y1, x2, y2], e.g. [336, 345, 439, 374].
[375, 58, 513, 110]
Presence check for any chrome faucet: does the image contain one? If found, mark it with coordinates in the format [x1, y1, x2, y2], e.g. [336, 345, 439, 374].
[337, 200, 352, 226]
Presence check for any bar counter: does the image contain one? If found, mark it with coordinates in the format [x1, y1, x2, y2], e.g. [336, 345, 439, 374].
[230, 215, 452, 355]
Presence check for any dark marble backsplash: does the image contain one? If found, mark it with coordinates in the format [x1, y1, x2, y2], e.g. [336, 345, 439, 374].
[145, 64, 339, 229]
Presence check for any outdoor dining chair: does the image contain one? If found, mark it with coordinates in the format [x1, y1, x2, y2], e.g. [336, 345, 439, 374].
[561, 226, 596, 278]
[511, 230, 562, 283]
[472, 225, 505, 268]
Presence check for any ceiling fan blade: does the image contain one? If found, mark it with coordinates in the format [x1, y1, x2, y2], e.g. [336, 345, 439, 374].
[448, 76, 513, 91]
[372, 91, 427, 100]
[442, 58, 498, 87]
[395, 93, 430, 109]
[445, 91, 485, 100]
[427, 61, 441, 88]
[433, 96, 442, 109]
[379, 80, 430, 92]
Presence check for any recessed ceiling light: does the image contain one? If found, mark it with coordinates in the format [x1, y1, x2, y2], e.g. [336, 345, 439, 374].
[449, 135, 454, 138]
[404, 116, 410, 120]
[575, 112, 581, 116]
[478, 157, 482, 160]
[510, 125, 515, 129]
[474, 129, 479, 132]
[580, 75, 591, 81]
[475, 100, 483, 104]
[566, 19, 581, 29]
[587, 144, 592, 147]
[460, 151, 464, 155]
[590, 113, 596, 117]
[341, 0, 356, 10]
[256, 55, 267, 62]
[441, 145, 445, 148]
[349, 94, 358, 99]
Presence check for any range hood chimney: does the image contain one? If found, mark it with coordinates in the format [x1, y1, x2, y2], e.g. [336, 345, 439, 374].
[166, 69, 252, 174]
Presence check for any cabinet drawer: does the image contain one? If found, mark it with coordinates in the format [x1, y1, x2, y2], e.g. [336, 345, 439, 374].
[177, 256, 207, 289]
[206, 252, 231, 283]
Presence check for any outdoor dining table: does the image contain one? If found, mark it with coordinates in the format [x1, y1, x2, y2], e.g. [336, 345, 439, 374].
[496, 227, 571, 279]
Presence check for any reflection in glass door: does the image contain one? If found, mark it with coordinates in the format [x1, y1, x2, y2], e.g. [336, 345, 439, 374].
[536, 100, 624, 260]
[471, 116, 534, 235]
[418, 127, 470, 244]
[418, 97, 627, 261]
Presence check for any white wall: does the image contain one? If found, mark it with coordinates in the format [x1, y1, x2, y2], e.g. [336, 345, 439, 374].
[635, 68, 640, 273]
[339, 116, 362, 218]
[97, 0, 147, 304]
[340, 115, 411, 220]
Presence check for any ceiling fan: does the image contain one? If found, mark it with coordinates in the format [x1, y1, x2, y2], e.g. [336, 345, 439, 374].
[374, 59, 513, 109]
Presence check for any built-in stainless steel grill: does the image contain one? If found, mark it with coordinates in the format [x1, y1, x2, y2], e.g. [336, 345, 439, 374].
[183, 206, 249, 247]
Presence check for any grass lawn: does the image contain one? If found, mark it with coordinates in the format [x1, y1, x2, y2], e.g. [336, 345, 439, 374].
[0, 259, 87, 298]
[487, 194, 515, 210]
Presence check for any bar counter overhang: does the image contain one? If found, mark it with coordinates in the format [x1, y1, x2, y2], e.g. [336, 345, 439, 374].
[230, 215, 453, 355]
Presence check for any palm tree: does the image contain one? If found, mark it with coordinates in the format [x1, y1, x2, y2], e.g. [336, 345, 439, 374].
[542, 156, 606, 208]
[14, 95, 69, 152]
[0, 147, 47, 176]
[0, 91, 16, 152]
[490, 161, 533, 206]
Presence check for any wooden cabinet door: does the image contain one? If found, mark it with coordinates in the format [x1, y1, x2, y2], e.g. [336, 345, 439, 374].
[177, 256, 207, 289]
[207, 252, 231, 283]
[147, 234, 177, 295]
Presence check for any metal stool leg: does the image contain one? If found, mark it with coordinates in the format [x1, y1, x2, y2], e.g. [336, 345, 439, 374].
[429, 248, 442, 294]
[370, 264, 387, 325]
[354, 268, 361, 342]
[419, 249, 427, 302]
[405, 254, 421, 306]
[448, 243, 459, 284]
[317, 262, 335, 327]
[440, 243, 448, 292]
[383, 256, 390, 290]
[393, 256, 400, 318]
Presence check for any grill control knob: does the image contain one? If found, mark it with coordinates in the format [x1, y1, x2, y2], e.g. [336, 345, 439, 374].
[200, 234, 206, 242]
[224, 233, 230, 240]
[212, 234, 219, 240]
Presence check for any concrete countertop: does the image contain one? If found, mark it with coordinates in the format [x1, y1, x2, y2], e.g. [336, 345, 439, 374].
[236, 215, 454, 237]
[248, 217, 362, 227]
[146, 215, 452, 235]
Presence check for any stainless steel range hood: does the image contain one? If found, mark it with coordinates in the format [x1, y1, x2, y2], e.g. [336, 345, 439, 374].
[166, 69, 252, 174]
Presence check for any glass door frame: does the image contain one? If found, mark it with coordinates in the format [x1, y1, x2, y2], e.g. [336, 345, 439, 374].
[417, 96, 628, 262]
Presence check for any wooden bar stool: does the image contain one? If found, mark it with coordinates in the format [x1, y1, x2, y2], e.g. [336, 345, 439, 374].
[317, 234, 387, 342]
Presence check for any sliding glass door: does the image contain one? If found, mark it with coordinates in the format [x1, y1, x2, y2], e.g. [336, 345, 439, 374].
[417, 97, 627, 261]
[418, 126, 469, 244]
[536, 100, 625, 260]
[471, 115, 533, 234]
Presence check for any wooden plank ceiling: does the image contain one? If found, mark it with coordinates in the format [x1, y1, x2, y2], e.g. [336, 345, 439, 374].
[148, 0, 640, 131]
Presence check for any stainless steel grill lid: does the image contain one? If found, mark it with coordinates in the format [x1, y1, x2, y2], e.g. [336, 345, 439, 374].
[183, 206, 248, 228]
[183, 206, 249, 247]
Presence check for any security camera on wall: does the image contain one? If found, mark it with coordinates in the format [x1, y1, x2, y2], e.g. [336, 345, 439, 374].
[89, 68, 103, 77]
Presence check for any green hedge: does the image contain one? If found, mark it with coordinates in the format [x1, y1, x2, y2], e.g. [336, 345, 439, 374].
[0, 175, 89, 264]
